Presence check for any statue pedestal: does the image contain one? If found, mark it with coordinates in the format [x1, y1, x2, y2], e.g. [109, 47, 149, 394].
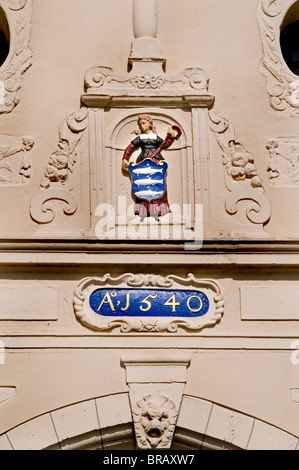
[95, 214, 193, 242]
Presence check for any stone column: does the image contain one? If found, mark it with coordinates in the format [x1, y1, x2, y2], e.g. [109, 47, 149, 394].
[129, 0, 165, 73]
[133, 0, 158, 38]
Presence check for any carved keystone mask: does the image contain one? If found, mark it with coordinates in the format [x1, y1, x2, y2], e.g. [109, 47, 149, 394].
[133, 394, 178, 449]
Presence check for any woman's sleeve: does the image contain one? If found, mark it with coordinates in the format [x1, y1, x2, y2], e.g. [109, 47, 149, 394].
[123, 136, 140, 161]
[160, 133, 176, 150]
[122, 143, 136, 161]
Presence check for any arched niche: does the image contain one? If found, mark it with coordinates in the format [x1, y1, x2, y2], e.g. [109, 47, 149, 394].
[88, 107, 195, 239]
[107, 109, 191, 217]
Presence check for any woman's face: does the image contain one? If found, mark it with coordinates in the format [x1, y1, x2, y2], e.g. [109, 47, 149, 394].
[139, 119, 152, 134]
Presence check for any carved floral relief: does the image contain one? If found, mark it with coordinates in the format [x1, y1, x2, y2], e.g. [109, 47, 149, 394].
[209, 110, 271, 227]
[0, 0, 33, 113]
[30, 108, 88, 225]
[257, 0, 299, 115]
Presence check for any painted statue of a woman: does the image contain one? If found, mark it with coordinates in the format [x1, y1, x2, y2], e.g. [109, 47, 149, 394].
[122, 115, 181, 222]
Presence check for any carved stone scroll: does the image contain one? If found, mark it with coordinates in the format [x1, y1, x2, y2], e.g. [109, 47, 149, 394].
[73, 273, 224, 333]
[209, 110, 271, 230]
[84, 66, 210, 100]
[30, 108, 88, 225]
[257, 0, 299, 115]
[0, 0, 33, 113]
[0, 134, 34, 184]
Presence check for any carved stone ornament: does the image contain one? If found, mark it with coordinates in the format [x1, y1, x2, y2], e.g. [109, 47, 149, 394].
[266, 137, 299, 185]
[208, 109, 271, 228]
[84, 66, 209, 97]
[0, 134, 34, 184]
[81, 0, 213, 110]
[0, 0, 33, 113]
[73, 273, 224, 333]
[257, 0, 299, 115]
[30, 108, 88, 224]
[133, 393, 178, 449]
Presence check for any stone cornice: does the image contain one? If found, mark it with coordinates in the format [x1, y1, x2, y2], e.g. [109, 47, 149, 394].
[0, 238, 298, 250]
[80, 94, 215, 109]
[1, 239, 299, 267]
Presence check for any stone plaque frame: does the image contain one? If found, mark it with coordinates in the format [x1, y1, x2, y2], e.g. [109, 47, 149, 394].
[73, 273, 224, 333]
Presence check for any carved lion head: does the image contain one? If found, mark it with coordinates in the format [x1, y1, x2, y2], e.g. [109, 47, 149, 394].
[133, 394, 178, 449]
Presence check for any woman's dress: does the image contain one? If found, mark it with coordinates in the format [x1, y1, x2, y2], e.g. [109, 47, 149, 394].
[122, 132, 176, 218]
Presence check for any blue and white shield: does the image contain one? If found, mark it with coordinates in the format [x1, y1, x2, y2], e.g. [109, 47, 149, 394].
[128, 158, 167, 202]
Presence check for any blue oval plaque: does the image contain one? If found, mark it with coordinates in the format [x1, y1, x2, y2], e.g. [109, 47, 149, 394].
[89, 288, 209, 318]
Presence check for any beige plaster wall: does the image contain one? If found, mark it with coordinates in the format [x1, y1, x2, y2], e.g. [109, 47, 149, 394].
[0, 0, 299, 449]
[0, 348, 298, 440]
[0, 263, 299, 440]
[0, 264, 299, 338]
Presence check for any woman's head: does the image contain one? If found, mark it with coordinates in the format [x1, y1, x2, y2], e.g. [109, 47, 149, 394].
[132, 115, 157, 135]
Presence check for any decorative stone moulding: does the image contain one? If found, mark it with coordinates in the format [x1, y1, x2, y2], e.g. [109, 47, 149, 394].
[83, 65, 211, 107]
[208, 110, 271, 230]
[0, 0, 33, 113]
[30, 108, 88, 225]
[73, 273, 224, 333]
[0, 134, 34, 184]
[266, 137, 299, 186]
[82, 0, 212, 109]
[257, 0, 299, 115]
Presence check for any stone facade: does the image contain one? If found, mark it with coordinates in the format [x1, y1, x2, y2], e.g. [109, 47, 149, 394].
[0, 0, 299, 451]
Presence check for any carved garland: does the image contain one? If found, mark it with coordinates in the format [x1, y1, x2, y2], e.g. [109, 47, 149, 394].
[30, 108, 88, 224]
[73, 273, 224, 333]
[0, 0, 33, 113]
[257, 0, 299, 115]
[208, 110, 271, 226]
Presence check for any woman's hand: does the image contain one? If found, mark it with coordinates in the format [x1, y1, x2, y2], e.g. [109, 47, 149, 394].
[167, 126, 177, 137]
[122, 160, 129, 172]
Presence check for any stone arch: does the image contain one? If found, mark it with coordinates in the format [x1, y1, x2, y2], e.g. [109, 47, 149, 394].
[0, 394, 298, 450]
[106, 108, 191, 148]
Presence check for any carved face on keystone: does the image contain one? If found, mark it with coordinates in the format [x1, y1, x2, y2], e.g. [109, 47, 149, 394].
[141, 403, 170, 447]
[134, 394, 178, 449]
